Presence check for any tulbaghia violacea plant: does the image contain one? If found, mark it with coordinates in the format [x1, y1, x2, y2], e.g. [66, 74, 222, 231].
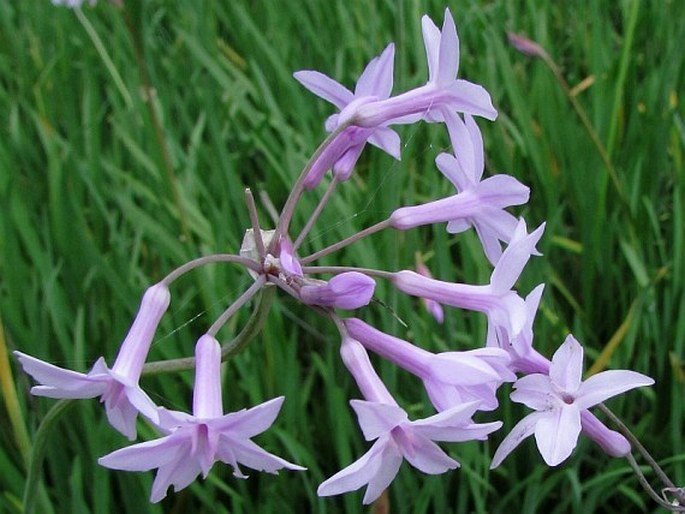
[17, 5, 683, 511]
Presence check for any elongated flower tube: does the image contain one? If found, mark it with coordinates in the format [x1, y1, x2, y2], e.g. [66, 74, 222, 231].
[392, 220, 545, 350]
[15, 283, 171, 439]
[354, 9, 497, 127]
[300, 272, 376, 310]
[345, 318, 514, 411]
[294, 43, 401, 188]
[321, 336, 501, 504]
[389, 173, 529, 235]
[491, 335, 654, 467]
[99, 334, 305, 502]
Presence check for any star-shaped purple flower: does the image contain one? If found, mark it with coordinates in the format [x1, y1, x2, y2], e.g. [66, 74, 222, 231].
[491, 334, 654, 467]
[15, 283, 171, 439]
[99, 335, 305, 502]
[318, 399, 500, 504]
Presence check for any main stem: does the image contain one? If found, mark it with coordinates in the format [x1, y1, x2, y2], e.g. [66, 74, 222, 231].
[270, 122, 352, 254]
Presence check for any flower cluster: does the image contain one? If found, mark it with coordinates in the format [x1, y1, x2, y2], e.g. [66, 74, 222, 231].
[17, 7, 656, 506]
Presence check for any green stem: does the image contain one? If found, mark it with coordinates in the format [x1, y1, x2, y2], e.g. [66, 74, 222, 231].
[270, 122, 351, 254]
[23, 400, 76, 514]
[300, 219, 392, 264]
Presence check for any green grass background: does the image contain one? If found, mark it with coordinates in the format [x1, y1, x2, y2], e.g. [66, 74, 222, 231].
[0, 0, 683, 512]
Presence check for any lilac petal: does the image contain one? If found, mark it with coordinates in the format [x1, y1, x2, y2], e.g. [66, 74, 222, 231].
[355, 44, 395, 98]
[150, 453, 200, 503]
[464, 114, 484, 181]
[447, 79, 498, 121]
[429, 352, 502, 385]
[15, 352, 107, 398]
[437, 8, 459, 86]
[400, 433, 459, 474]
[435, 151, 469, 191]
[549, 335, 583, 393]
[350, 400, 407, 441]
[534, 404, 581, 466]
[367, 127, 401, 159]
[421, 15, 441, 83]
[362, 436, 403, 504]
[490, 411, 544, 468]
[476, 174, 529, 207]
[446, 218, 470, 234]
[99, 433, 184, 471]
[412, 402, 502, 442]
[103, 389, 141, 440]
[218, 436, 305, 474]
[510, 374, 554, 410]
[293, 70, 353, 109]
[333, 144, 365, 181]
[123, 384, 160, 425]
[489, 220, 545, 293]
[213, 396, 285, 437]
[317, 435, 391, 498]
[580, 410, 631, 457]
[575, 370, 654, 410]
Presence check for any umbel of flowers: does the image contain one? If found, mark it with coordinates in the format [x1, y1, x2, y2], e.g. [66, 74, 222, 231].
[17, 5, 672, 508]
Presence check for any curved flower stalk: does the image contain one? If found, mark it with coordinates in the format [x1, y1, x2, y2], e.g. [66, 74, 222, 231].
[15, 283, 170, 439]
[294, 43, 401, 188]
[491, 335, 654, 467]
[99, 335, 304, 502]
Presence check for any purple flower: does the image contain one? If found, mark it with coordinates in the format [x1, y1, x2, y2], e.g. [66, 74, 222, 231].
[491, 335, 654, 467]
[354, 9, 497, 127]
[99, 334, 305, 502]
[278, 236, 303, 277]
[398, 112, 527, 265]
[318, 399, 500, 504]
[15, 283, 171, 439]
[393, 220, 545, 349]
[294, 44, 401, 188]
[345, 318, 514, 412]
[300, 272, 375, 310]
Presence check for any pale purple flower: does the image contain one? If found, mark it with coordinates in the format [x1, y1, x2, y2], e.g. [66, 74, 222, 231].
[300, 272, 376, 309]
[345, 318, 514, 412]
[15, 283, 171, 439]
[393, 219, 545, 349]
[425, 112, 528, 265]
[354, 9, 497, 127]
[491, 335, 654, 467]
[318, 399, 501, 504]
[99, 335, 305, 503]
[415, 259, 444, 323]
[294, 44, 401, 188]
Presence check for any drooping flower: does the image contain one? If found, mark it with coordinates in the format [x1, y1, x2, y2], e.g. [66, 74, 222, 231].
[354, 9, 497, 127]
[324, 335, 501, 503]
[99, 334, 305, 502]
[491, 335, 654, 467]
[300, 272, 376, 309]
[15, 283, 171, 439]
[294, 44, 401, 188]
[318, 398, 501, 504]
